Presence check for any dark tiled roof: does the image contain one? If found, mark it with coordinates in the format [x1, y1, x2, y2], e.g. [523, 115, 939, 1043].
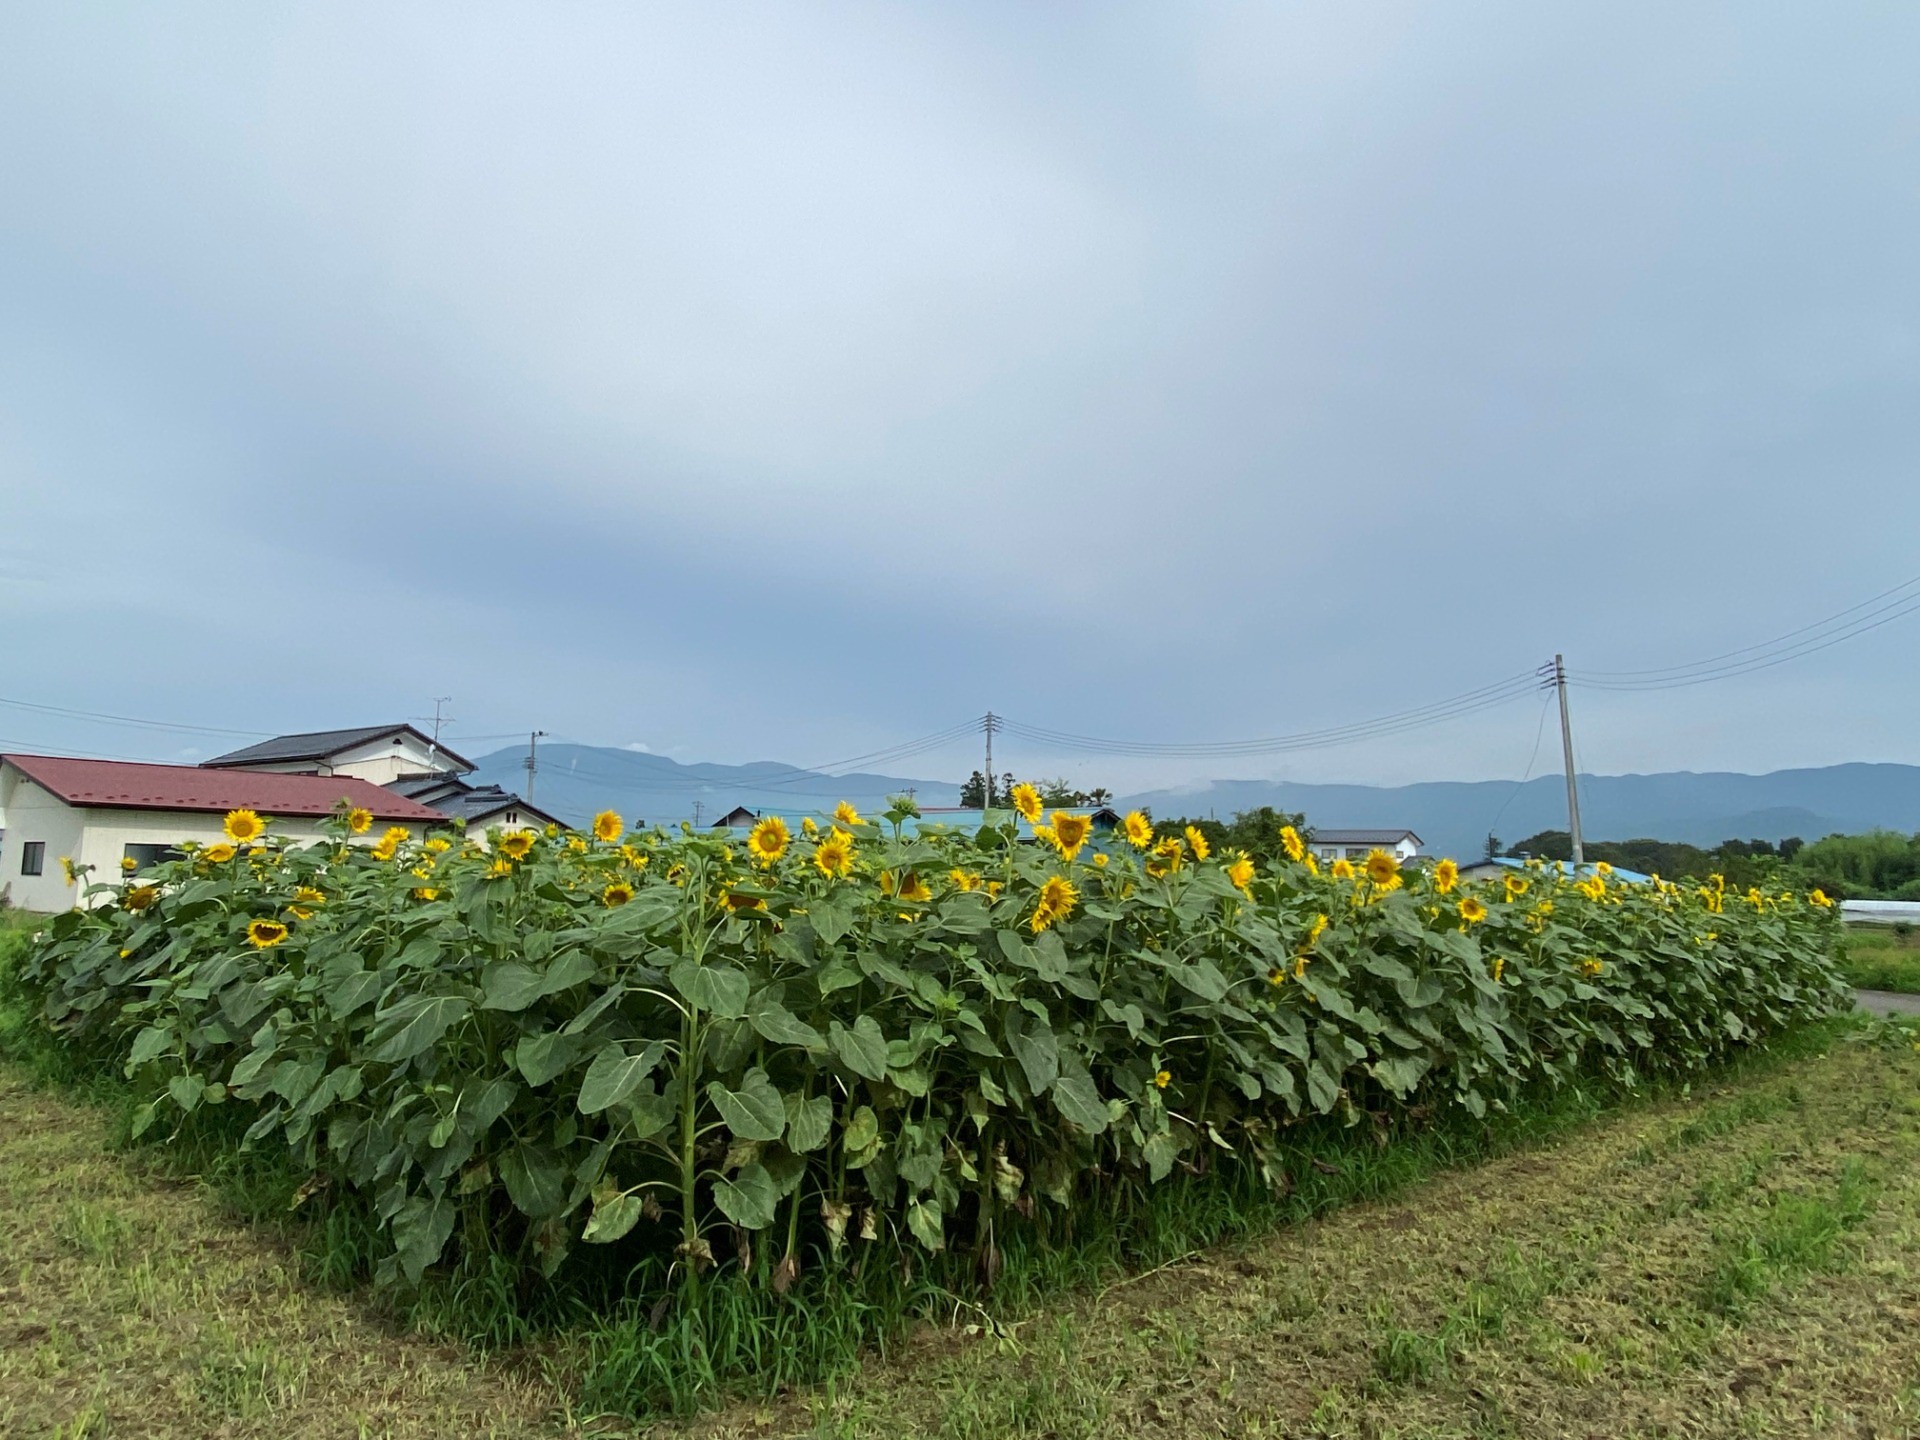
[382, 775, 563, 830]
[202, 724, 473, 772]
[3, 754, 444, 822]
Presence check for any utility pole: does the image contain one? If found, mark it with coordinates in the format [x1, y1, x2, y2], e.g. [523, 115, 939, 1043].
[982, 711, 1000, 808]
[1553, 655, 1584, 866]
[425, 697, 453, 769]
[523, 730, 547, 802]
[692, 799, 704, 827]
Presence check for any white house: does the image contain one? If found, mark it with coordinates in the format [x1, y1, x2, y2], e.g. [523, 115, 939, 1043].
[0, 754, 445, 912]
[1309, 828, 1424, 864]
[200, 724, 473, 786]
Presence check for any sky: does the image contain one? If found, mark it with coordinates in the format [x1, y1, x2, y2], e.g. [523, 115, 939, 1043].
[3, 3, 1919, 796]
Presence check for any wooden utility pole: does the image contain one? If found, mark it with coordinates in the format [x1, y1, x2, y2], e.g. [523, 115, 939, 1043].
[1553, 655, 1584, 866]
[982, 711, 1000, 808]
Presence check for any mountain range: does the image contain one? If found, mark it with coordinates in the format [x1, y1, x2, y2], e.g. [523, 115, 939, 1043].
[468, 747, 1920, 860]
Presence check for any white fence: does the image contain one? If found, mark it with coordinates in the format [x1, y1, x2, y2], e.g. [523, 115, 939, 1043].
[1842, 900, 1920, 926]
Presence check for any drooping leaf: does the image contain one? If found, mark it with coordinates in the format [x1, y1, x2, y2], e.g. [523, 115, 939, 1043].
[784, 1092, 834, 1153]
[1051, 1073, 1109, 1135]
[479, 960, 544, 1012]
[581, 1185, 645, 1244]
[1006, 1013, 1059, 1096]
[706, 1068, 786, 1142]
[711, 1162, 779, 1229]
[391, 1194, 455, 1283]
[747, 985, 825, 1049]
[577, 1040, 668, 1114]
[669, 957, 750, 1018]
[499, 1144, 566, 1218]
[829, 1015, 890, 1081]
[366, 995, 470, 1066]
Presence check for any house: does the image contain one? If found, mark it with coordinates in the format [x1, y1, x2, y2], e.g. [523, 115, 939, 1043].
[201, 724, 473, 785]
[1309, 828, 1423, 864]
[0, 754, 444, 912]
[385, 774, 565, 834]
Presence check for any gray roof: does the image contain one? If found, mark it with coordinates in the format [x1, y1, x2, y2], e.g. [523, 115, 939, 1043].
[203, 724, 473, 772]
[1309, 828, 1423, 846]
[384, 774, 563, 830]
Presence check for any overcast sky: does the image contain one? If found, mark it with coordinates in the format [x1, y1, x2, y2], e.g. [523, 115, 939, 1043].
[3, 3, 1918, 793]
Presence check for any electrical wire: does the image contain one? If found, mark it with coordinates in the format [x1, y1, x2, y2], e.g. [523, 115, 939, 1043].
[1483, 690, 1556, 843]
[0, 694, 272, 739]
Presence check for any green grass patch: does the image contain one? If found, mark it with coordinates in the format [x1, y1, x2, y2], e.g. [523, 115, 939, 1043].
[1843, 925, 1920, 992]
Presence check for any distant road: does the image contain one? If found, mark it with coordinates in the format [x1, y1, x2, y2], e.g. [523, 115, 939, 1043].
[1855, 989, 1920, 1016]
[1842, 901, 1920, 925]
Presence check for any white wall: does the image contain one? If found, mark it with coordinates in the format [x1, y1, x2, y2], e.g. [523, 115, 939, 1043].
[229, 733, 462, 785]
[0, 777, 435, 911]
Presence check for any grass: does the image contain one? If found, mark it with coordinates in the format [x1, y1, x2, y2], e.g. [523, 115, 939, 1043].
[1842, 922, 1920, 993]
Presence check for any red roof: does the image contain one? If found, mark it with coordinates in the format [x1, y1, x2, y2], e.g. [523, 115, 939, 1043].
[0, 754, 445, 823]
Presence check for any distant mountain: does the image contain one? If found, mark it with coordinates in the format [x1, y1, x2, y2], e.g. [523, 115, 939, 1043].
[467, 748, 1920, 858]
[466, 744, 958, 828]
[1121, 763, 1920, 860]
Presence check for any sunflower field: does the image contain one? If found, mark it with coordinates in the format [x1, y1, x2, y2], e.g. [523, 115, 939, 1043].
[15, 793, 1845, 1314]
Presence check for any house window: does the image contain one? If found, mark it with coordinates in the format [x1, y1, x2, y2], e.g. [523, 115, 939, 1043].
[123, 843, 183, 874]
[20, 841, 45, 876]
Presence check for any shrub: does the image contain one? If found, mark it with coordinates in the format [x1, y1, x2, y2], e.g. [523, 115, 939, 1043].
[17, 807, 1844, 1306]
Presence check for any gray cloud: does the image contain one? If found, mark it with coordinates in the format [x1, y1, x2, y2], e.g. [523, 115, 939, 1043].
[2, 3, 1917, 792]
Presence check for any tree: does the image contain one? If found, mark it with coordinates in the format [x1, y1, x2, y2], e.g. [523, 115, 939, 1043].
[1506, 830, 1572, 862]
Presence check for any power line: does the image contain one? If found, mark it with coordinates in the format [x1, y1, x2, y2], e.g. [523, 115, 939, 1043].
[0, 694, 272, 739]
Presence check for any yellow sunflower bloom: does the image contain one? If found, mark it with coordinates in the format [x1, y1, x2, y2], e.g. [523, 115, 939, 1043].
[1154, 1070, 1171, 1090]
[1184, 826, 1211, 862]
[345, 807, 374, 835]
[801, 816, 819, 837]
[1122, 810, 1154, 849]
[747, 816, 791, 867]
[203, 843, 236, 865]
[1330, 857, 1355, 881]
[1280, 824, 1305, 863]
[898, 872, 932, 904]
[289, 884, 327, 919]
[1093, 852, 1110, 868]
[834, 801, 864, 827]
[1304, 852, 1319, 875]
[1458, 896, 1488, 925]
[1050, 811, 1092, 861]
[124, 885, 158, 911]
[723, 890, 767, 913]
[593, 810, 624, 843]
[120, 855, 139, 874]
[424, 837, 451, 854]
[1146, 835, 1185, 878]
[246, 919, 288, 949]
[949, 868, 984, 893]
[485, 857, 514, 879]
[567, 836, 588, 854]
[1432, 858, 1459, 894]
[496, 830, 536, 861]
[1226, 851, 1256, 893]
[1010, 783, 1042, 824]
[1504, 874, 1529, 902]
[1301, 912, 1329, 950]
[1580, 957, 1604, 978]
[1491, 956, 1506, 982]
[1364, 849, 1399, 887]
[1809, 888, 1833, 908]
[371, 826, 409, 863]
[1595, 861, 1613, 876]
[1033, 823, 1056, 847]
[223, 809, 266, 844]
[603, 881, 636, 907]
[1030, 874, 1078, 933]
[814, 829, 855, 879]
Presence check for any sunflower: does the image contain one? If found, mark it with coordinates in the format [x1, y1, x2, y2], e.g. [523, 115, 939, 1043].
[1491, 956, 1506, 983]
[289, 884, 326, 919]
[371, 826, 409, 862]
[1145, 835, 1184, 878]
[1093, 852, 1110, 868]
[424, 837, 451, 855]
[1580, 957, 1604, 978]
[1595, 861, 1613, 877]
[834, 801, 864, 827]
[1123, 810, 1154, 849]
[246, 919, 289, 949]
[1302, 911, 1329, 950]
[722, 890, 767, 913]
[814, 829, 855, 879]
[1033, 823, 1056, 847]
[120, 855, 139, 874]
[1504, 874, 1529, 902]
[898, 872, 932, 904]
[1330, 857, 1355, 881]
[124, 885, 158, 912]
[223, 809, 266, 844]
[1154, 1069, 1172, 1090]
[1363, 849, 1399, 887]
[949, 868, 983, 893]
[1304, 852, 1319, 876]
[1184, 826, 1211, 862]
[567, 836, 588, 854]
[1010, 783, 1042, 824]
[1050, 811, 1092, 861]
[747, 816, 791, 867]
[1576, 876, 1606, 902]
[496, 830, 536, 861]
[1280, 825, 1305, 863]
[203, 843, 236, 865]
[1809, 889, 1833, 908]
[485, 857, 514, 879]
[1432, 858, 1459, 894]
[1029, 874, 1078, 933]
[1458, 896, 1488, 925]
[603, 880, 636, 907]
[802, 816, 819, 837]
[621, 844, 649, 869]
[412, 886, 440, 902]
[1226, 851, 1256, 893]
[345, 807, 374, 835]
